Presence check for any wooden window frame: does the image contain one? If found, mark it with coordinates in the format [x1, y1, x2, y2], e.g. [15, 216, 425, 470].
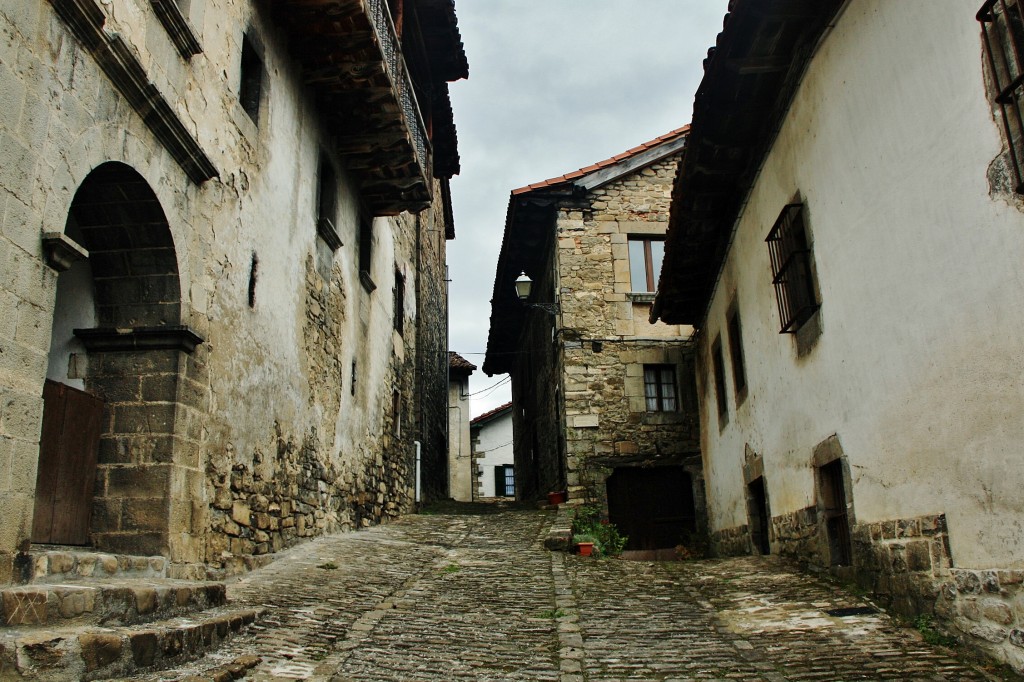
[642, 364, 678, 412]
[628, 237, 665, 293]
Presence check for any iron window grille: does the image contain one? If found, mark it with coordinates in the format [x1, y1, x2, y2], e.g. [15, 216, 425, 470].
[766, 203, 819, 334]
[980, 0, 1024, 193]
[643, 365, 678, 412]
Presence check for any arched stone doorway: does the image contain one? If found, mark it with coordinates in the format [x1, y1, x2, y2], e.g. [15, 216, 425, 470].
[35, 162, 202, 558]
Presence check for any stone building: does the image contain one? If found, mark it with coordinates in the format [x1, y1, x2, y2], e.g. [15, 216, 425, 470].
[0, 0, 467, 585]
[652, 0, 1024, 671]
[470, 401, 515, 499]
[484, 129, 705, 550]
[447, 352, 475, 501]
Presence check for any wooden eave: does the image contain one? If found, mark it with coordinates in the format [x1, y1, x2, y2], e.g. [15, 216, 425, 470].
[652, 0, 844, 326]
[273, 0, 466, 215]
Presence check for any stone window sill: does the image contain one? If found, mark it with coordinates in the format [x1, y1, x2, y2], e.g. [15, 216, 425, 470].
[627, 292, 656, 304]
[640, 411, 686, 426]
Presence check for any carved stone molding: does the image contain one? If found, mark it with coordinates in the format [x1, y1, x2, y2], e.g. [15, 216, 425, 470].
[49, 0, 218, 185]
[74, 326, 204, 353]
[150, 0, 202, 59]
[41, 231, 89, 271]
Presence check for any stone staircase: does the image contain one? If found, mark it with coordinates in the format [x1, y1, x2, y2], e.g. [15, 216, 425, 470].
[0, 548, 263, 680]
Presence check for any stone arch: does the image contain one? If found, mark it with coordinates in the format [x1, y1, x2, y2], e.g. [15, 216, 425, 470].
[35, 162, 203, 559]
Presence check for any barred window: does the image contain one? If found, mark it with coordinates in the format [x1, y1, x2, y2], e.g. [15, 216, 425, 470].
[643, 365, 677, 412]
[766, 203, 819, 334]
[979, 0, 1024, 193]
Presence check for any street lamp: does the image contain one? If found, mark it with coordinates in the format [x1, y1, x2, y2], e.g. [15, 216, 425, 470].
[514, 271, 559, 315]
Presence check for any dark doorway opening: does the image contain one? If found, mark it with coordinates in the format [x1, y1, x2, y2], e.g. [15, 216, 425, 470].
[747, 476, 770, 555]
[819, 459, 852, 566]
[607, 466, 696, 551]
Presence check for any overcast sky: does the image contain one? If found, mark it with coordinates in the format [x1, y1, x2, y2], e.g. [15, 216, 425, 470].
[446, 1, 727, 417]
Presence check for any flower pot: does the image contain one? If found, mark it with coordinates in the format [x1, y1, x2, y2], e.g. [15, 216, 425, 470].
[577, 542, 595, 557]
[547, 491, 566, 505]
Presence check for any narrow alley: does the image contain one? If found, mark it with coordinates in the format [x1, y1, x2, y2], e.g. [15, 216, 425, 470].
[123, 505, 999, 682]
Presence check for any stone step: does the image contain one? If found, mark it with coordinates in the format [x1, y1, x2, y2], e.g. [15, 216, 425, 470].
[1, 579, 227, 629]
[0, 605, 263, 681]
[23, 547, 168, 584]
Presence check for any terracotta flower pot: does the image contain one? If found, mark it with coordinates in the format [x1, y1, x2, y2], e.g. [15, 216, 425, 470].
[577, 542, 594, 557]
[547, 491, 566, 505]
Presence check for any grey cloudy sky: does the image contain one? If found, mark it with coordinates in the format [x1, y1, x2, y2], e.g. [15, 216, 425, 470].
[446, 1, 727, 416]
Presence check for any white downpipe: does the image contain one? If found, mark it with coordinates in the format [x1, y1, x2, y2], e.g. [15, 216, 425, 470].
[414, 440, 422, 503]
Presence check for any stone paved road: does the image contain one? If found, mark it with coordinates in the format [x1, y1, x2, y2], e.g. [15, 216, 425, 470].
[123, 505, 1003, 682]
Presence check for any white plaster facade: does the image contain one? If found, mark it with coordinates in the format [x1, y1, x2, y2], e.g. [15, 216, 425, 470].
[656, 0, 1024, 670]
[471, 404, 514, 499]
[448, 354, 475, 502]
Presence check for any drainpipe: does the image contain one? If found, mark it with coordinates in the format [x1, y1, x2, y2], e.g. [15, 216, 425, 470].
[415, 440, 422, 503]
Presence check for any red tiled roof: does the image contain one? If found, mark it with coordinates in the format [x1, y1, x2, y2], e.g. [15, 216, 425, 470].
[471, 401, 512, 425]
[449, 351, 477, 373]
[511, 125, 690, 196]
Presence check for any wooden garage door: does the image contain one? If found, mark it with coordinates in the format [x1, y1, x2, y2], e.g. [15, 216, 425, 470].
[32, 380, 104, 545]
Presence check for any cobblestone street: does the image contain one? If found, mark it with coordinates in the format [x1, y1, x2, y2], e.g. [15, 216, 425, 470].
[125, 505, 1001, 682]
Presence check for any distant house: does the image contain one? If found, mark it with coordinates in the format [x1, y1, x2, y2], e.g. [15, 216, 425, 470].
[652, 0, 1024, 671]
[484, 128, 705, 550]
[471, 402, 515, 499]
[448, 352, 477, 502]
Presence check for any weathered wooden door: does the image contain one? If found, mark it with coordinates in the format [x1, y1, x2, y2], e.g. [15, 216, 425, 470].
[607, 467, 696, 551]
[32, 380, 104, 545]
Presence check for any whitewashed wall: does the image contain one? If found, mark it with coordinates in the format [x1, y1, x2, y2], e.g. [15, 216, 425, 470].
[698, 0, 1024, 569]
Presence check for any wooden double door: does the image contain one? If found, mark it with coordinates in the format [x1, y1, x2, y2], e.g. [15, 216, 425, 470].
[32, 379, 103, 545]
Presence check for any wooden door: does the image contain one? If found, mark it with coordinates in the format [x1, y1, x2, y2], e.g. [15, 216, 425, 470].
[607, 467, 696, 551]
[32, 380, 103, 545]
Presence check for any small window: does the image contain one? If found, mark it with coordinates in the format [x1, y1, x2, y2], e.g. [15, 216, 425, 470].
[711, 337, 728, 423]
[239, 33, 263, 123]
[316, 154, 342, 250]
[765, 203, 819, 334]
[643, 364, 677, 412]
[494, 465, 515, 497]
[726, 305, 747, 400]
[393, 269, 405, 334]
[628, 237, 665, 293]
[392, 389, 401, 436]
[979, 0, 1024, 193]
[358, 215, 376, 292]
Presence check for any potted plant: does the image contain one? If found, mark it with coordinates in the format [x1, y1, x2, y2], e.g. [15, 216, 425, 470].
[573, 533, 597, 557]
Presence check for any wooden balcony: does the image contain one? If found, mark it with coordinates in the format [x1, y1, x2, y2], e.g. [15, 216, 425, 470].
[275, 0, 436, 215]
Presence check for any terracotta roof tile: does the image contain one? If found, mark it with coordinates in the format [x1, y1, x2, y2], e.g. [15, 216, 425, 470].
[471, 401, 513, 425]
[448, 351, 477, 372]
[510, 125, 690, 196]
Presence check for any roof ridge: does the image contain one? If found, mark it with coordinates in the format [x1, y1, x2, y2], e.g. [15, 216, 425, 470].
[510, 125, 690, 196]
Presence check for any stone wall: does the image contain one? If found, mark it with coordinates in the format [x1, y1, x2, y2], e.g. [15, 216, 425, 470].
[552, 155, 702, 514]
[0, 0, 453, 582]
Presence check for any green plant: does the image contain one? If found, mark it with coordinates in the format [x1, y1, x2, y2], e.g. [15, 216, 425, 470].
[572, 533, 596, 544]
[914, 614, 958, 648]
[571, 506, 628, 558]
[317, 561, 338, 570]
[539, 608, 567, 619]
[441, 563, 461, 574]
